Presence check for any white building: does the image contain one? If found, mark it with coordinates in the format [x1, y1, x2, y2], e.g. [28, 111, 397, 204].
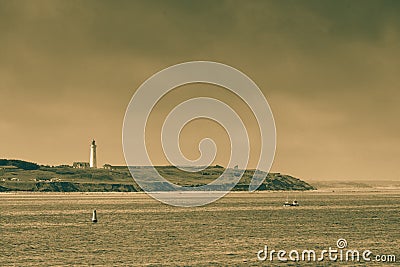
[90, 139, 97, 168]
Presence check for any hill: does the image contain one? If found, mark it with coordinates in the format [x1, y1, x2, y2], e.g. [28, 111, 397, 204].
[0, 161, 315, 192]
[0, 159, 39, 170]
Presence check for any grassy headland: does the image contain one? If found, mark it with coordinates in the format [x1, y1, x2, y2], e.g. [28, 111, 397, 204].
[0, 160, 315, 192]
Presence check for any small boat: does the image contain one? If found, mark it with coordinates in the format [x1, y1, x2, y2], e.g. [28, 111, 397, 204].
[92, 209, 98, 223]
[283, 195, 299, 207]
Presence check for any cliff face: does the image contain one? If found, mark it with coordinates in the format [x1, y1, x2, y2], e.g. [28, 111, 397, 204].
[0, 185, 10, 192]
[236, 173, 315, 191]
[29, 182, 136, 192]
[0, 164, 315, 192]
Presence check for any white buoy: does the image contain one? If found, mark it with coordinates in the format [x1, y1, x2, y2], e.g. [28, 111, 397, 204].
[92, 209, 98, 223]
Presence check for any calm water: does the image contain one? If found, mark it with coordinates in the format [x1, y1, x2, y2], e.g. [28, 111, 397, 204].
[1, 191, 399, 266]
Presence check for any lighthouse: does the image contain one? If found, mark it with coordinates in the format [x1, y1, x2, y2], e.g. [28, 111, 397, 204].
[90, 139, 97, 168]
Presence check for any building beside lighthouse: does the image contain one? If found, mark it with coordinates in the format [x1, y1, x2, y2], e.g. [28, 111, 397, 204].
[72, 162, 90, 169]
[72, 139, 97, 169]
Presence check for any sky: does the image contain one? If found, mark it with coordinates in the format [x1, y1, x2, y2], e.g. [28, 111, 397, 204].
[0, 0, 399, 181]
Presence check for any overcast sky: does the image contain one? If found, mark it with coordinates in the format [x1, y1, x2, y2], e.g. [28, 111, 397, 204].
[1, 0, 399, 181]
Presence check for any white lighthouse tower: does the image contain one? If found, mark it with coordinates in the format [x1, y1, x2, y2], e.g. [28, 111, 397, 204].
[90, 139, 97, 168]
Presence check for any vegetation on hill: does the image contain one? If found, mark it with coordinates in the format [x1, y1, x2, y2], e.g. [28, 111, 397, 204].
[0, 163, 315, 192]
[0, 159, 40, 170]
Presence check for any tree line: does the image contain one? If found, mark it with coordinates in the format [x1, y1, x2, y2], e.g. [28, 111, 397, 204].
[0, 159, 40, 170]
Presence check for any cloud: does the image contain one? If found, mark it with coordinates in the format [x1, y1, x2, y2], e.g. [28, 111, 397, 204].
[0, 0, 399, 180]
